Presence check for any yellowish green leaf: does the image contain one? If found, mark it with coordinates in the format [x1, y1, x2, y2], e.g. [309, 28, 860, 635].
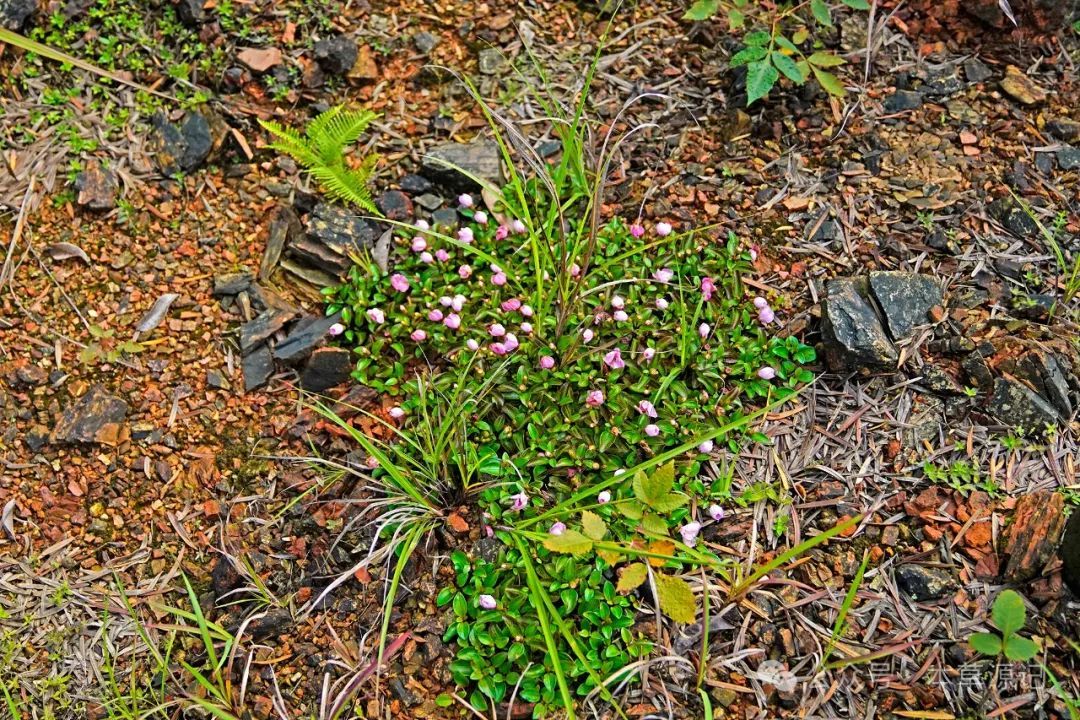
[616, 563, 648, 594]
[655, 574, 697, 623]
[543, 529, 593, 556]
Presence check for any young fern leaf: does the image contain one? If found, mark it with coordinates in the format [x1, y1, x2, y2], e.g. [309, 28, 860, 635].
[258, 105, 381, 214]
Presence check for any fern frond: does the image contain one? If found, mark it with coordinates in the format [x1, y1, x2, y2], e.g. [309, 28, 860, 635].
[259, 119, 320, 168]
[308, 164, 379, 214]
[310, 108, 378, 166]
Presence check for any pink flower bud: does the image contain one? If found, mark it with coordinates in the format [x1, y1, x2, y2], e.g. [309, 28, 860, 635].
[490, 323, 506, 337]
[389, 406, 405, 419]
[757, 366, 776, 380]
[457, 227, 474, 244]
[597, 490, 611, 504]
[586, 390, 604, 407]
[759, 307, 775, 325]
[611, 295, 625, 309]
[328, 322, 345, 336]
[411, 236, 427, 252]
[435, 249, 450, 262]
[753, 297, 769, 310]
[491, 342, 508, 355]
[512, 219, 526, 234]
[428, 309, 444, 322]
[637, 400, 657, 418]
[420, 251, 434, 264]
[520, 322, 533, 333]
[613, 310, 628, 322]
[653, 268, 674, 283]
[511, 491, 528, 511]
[495, 224, 510, 240]
[452, 294, 466, 311]
[415, 219, 430, 231]
[603, 348, 625, 370]
[520, 304, 533, 317]
[459, 265, 472, 279]
[458, 193, 474, 208]
[492, 272, 507, 286]
[366, 308, 385, 324]
[444, 313, 461, 330]
[549, 521, 566, 535]
[474, 211, 488, 224]
[502, 333, 519, 352]
[466, 339, 480, 351]
[582, 328, 594, 343]
[698, 439, 714, 453]
[699, 323, 711, 338]
[680, 521, 701, 547]
[642, 347, 656, 361]
[390, 274, 410, 292]
[502, 298, 522, 312]
[645, 423, 660, 437]
[708, 504, 725, 521]
[569, 263, 581, 277]
[539, 355, 555, 369]
[479, 594, 496, 609]
[439, 296, 453, 307]
[630, 223, 645, 238]
[411, 329, 427, 341]
[700, 277, 716, 301]
[656, 298, 669, 310]
[656, 222, 672, 236]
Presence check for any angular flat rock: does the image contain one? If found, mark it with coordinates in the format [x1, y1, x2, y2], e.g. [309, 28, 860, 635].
[240, 308, 294, 353]
[213, 271, 254, 297]
[51, 384, 128, 445]
[306, 203, 379, 257]
[243, 346, 275, 392]
[300, 347, 353, 392]
[1061, 508, 1080, 596]
[149, 111, 213, 176]
[990, 377, 1060, 434]
[273, 312, 342, 364]
[895, 565, 956, 601]
[868, 271, 943, 341]
[821, 277, 898, 369]
[421, 140, 502, 192]
[260, 206, 302, 281]
[75, 159, 118, 210]
[1016, 350, 1074, 421]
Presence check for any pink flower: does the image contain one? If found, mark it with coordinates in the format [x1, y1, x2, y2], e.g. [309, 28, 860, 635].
[328, 322, 345, 336]
[466, 339, 480, 351]
[420, 251, 434, 264]
[586, 390, 604, 407]
[366, 308, 385, 324]
[458, 193, 474, 208]
[520, 305, 533, 317]
[549, 521, 566, 535]
[613, 310, 628, 322]
[415, 219, 430, 231]
[582, 328, 594, 343]
[749, 245, 759, 261]
[411, 329, 427, 341]
[656, 298, 669, 310]
[569, 263, 582, 277]
[411, 236, 427, 252]
[539, 355, 555, 369]
[389, 406, 405, 419]
[459, 265, 472, 279]
[645, 424, 660, 437]
[653, 268, 674, 283]
[597, 490, 611, 504]
[366, 455, 379, 469]
[490, 323, 506, 337]
[512, 219, 526, 234]
[510, 492, 528, 511]
[501, 298, 522, 312]
[492, 272, 507, 286]
[698, 439, 714, 453]
[656, 222, 672, 236]
[698, 323, 710, 339]
[700, 277, 716, 301]
[753, 297, 769, 310]
[444, 314, 461, 330]
[757, 366, 776, 380]
[390, 274, 410, 292]
[604, 348, 625, 370]
[759, 307, 775, 325]
[474, 211, 488, 225]
[520, 322, 533, 333]
[452, 294, 466, 312]
[630, 223, 645, 238]
[457, 227, 474, 244]
[428, 309, 444, 322]
[680, 521, 701, 548]
[484, 525, 493, 538]
[503, 333, 519, 352]
[642, 347, 656, 362]
[435, 249, 450, 262]
[637, 400, 657, 418]
[611, 295, 625, 309]
[708, 504, 725, 521]
[439, 296, 453, 307]
[479, 594, 497, 609]
[491, 342, 508, 355]
[495, 224, 509, 240]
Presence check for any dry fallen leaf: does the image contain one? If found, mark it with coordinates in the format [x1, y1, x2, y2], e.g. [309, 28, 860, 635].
[47, 242, 90, 264]
[1, 499, 15, 540]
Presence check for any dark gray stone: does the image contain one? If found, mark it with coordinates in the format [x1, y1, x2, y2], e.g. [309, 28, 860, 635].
[150, 112, 213, 176]
[213, 271, 253, 297]
[306, 203, 379, 256]
[883, 90, 923, 113]
[288, 236, 353, 277]
[399, 174, 432, 194]
[1047, 118, 1080, 143]
[206, 369, 230, 390]
[413, 31, 439, 54]
[921, 365, 963, 395]
[414, 193, 443, 211]
[962, 353, 994, 388]
[0, 0, 35, 30]
[260, 206, 302, 281]
[990, 377, 1061, 434]
[922, 72, 964, 99]
[821, 277, 898, 369]
[421, 140, 502, 192]
[242, 346, 274, 391]
[313, 35, 358, 75]
[300, 347, 353, 392]
[963, 57, 994, 84]
[273, 312, 342, 364]
[240, 308, 294, 353]
[431, 207, 460, 229]
[1057, 146, 1080, 171]
[1016, 351, 1074, 420]
[74, 160, 118, 210]
[1062, 509, 1080, 596]
[376, 190, 413, 221]
[988, 197, 1039, 239]
[868, 272, 943, 340]
[176, 0, 204, 25]
[895, 565, 956, 601]
[478, 48, 505, 75]
[51, 384, 128, 444]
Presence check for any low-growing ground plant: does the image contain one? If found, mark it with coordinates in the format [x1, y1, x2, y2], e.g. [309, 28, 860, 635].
[683, 0, 870, 104]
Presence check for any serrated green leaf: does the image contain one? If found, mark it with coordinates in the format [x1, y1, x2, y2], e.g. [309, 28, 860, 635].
[654, 574, 696, 623]
[810, 0, 832, 26]
[633, 463, 676, 508]
[746, 59, 779, 105]
[1003, 635, 1039, 662]
[728, 8, 745, 29]
[812, 67, 847, 97]
[616, 563, 648, 594]
[581, 511, 607, 541]
[807, 51, 846, 67]
[842, 0, 871, 8]
[771, 52, 806, 83]
[683, 0, 719, 20]
[730, 45, 768, 67]
[744, 30, 770, 46]
[597, 547, 623, 566]
[618, 501, 644, 520]
[543, 529, 594, 556]
[968, 632, 1002, 656]
[648, 491, 689, 513]
[641, 513, 668, 535]
[992, 590, 1027, 637]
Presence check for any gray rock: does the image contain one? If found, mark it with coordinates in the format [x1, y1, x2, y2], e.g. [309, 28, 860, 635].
[1016, 351, 1074, 420]
[150, 111, 213, 176]
[306, 203, 379, 256]
[821, 277, 898, 369]
[260, 206, 302, 281]
[288, 236, 353, 277]
[313, 35, 358, 75]
[883, 90, 923, 113]
[869, 271, 943, 340]
[478, 48, 505, 75]
[963, 57, 993, 84]
[400, 174, 432, 195]
[988, 197, 1039, 239]
[413, 31, 439, 54]
[961, 353, 993, 387]
[431, 207, 459, 229]
[273, 312, 342, 364]
[242, 346, 274, 391]
[279, 258, 340, 289]
[920, 365, 963, 394]
[376, 190, 413, 221]
[1062, 509, 1080, 596]
[0, 0, 35, 30]
[1047, 118, 1080, 143]
[206, 369, 231, 390]
[895, 565, 956, 601]
[51, 384, 128, 444]
[990, 377, 1061, 434]
[1057, 146, 1080, 171]
[74, 160, 118, 210]
[213, 271, 253, 297]
[414, 193, 443, 211]
[239, 308, 294, 353]
[421, 140, 502, 192]
[300, 347, 353, 392]
[176, 0, 204, 25]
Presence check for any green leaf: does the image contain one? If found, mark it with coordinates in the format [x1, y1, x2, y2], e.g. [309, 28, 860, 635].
[810, 0, 832, 26]
[745, 59, 779, 106]
[436, 587, 454, 606]
[968, 632, 1002, 656]
[730, 45, 768, 67]
[543, 529, 594, 556]
[648, 491, 689, 513]
[641, 513, 668, 535]
[771, 52, 805, 83]
[842, 0, 871, 8]
[654, 574, 697, 623]
[812, 67, 847, 97]
[774, 36, 799, 53]
[807, 51, 846, 67]
[435, 694, 453, 708]
[682, 0, 718, 20]
[616, 563, 649, 594]
[744, 30, 770, 46]
[992, 590, 1027, 637]
[1003, 635, 1039, 662]
[633, 463, 674, 507]
[581, 511, 607, 541]
[728, 8, 745, 29]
